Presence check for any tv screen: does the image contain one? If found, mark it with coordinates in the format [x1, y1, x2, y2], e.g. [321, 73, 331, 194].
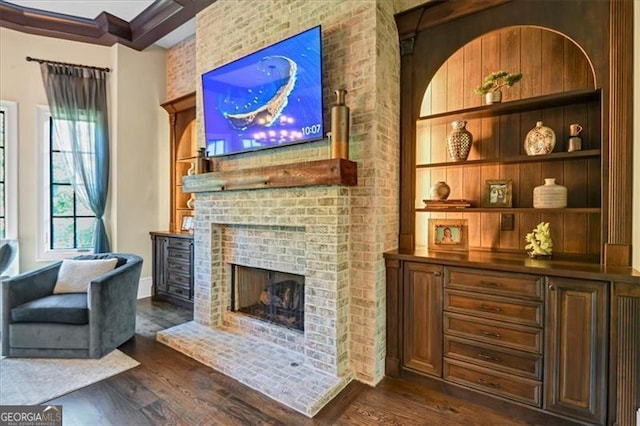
[202, 26, 324, 157]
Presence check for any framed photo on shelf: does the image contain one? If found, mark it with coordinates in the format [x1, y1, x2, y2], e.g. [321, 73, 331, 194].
[181, 215, 194, 232]
[483, 179, 512, 208]
[428, 219, 469, 252]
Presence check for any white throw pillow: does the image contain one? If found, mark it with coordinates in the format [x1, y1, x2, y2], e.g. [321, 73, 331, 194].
[52, 258, 119, 294]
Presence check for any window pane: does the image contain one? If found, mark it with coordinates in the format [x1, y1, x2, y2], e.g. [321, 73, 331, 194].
[0, 147, 4, 180]
[0, 219, 4, 239]
[76, 198, 93, 216]
[0, 182, 4, 216]
[52, 152, 71, 184]
[52, 218, 74, 249]
[0, 110, 4, 148]
[76, 217, 95, 249]
[52, 185, 74, 216]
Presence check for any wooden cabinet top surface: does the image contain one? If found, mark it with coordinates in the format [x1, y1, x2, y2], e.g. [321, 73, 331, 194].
[384, 249, 640, 284]
[150, 231, 194, 239]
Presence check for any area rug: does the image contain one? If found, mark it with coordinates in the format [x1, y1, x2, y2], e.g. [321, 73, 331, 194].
[0, 349, 140, 405]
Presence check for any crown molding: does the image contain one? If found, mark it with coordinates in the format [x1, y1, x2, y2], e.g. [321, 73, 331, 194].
[0, 0, 216, 50]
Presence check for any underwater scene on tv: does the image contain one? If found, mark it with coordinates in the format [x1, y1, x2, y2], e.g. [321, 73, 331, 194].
[202, 26, 323, 157]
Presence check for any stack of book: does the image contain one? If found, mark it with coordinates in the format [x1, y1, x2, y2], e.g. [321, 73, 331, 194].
[423, 199, 471, 209]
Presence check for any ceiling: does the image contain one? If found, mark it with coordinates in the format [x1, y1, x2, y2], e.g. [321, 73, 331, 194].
[0, 0, 216, 50]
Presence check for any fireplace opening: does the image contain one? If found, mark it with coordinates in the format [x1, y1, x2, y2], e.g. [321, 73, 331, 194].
[231, 265, 304, 331]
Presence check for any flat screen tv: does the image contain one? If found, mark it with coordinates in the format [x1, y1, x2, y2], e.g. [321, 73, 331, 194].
[202, 26, 324, 157]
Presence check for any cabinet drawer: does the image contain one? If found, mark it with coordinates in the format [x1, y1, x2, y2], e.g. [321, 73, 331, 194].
[167, 284, 191, 300]
[444, 359, 541, 407]
[444, 313, 542, 354]
[446, 268, 543, 300]
[167, 271, 191, 287]
[167, 257, 192, 274]
[167, 247, 191, 261]
[444, 336, 542, 380]
[445, 290, 542, 327]
[168, 237, 192, 250]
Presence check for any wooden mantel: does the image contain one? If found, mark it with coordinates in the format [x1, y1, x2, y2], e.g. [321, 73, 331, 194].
[183, 158, 357, 193]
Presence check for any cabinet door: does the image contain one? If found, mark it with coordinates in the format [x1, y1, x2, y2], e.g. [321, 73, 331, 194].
[545, 277, 608, 425]
[403, 262, 443, 377]
[153, 236, 169, 293]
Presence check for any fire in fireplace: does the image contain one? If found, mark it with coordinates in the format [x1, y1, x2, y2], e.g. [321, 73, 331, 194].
[231, 265, 304, 331]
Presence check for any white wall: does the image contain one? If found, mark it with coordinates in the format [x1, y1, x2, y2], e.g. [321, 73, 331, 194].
[633, 2, 639, 271]
[0, 28, 168, 280]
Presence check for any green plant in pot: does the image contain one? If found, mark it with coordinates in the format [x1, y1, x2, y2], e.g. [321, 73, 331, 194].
[475, 70, 523, 104]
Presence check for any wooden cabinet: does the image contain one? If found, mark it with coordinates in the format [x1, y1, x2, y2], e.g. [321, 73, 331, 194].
[402, 262, 443, 377]
[545, 277, 608, 425]
[385, 252, 640, 426]
[443, 267, 544, 407]
[394, 0, 634, 265]
[150, 232, 194, 308]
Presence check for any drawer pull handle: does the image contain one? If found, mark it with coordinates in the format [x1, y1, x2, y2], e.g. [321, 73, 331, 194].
[481, 330, 501, 338]
[477, 378, 500, 388]
[479, 280, 501, 287]
[477, 353, 502, 362]
[479, 304, 502, 312]
[433, 271, 442, 277]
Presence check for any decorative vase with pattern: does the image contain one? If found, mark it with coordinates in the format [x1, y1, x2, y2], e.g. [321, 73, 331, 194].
[524, 121, 556, 156]
[447, 120, 473, 161]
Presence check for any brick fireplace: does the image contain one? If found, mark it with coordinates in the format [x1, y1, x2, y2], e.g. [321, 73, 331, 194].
[158, 0, 403, 417]
[158, 183, 354, 415]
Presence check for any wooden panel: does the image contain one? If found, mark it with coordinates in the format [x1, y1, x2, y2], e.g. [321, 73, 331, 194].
[385, 258, 402, 376]
[444, 358, 542, 407]
[519, 28, 542, 99]
[445, 267, 543, 300]
[445, 336, 542, 380]
[499, 27, 521, 103]
[444, 313, 542, 354]
[183, 159, 357, 193]
[445, 290, 543, 327]
[462, 38, 482, 109]
[403, 262, 443, 377]
[609, 283, 640, 426]
[545, 278, 608, 425]
[540, 31, 565, 95]
[607, 0, 634, 259]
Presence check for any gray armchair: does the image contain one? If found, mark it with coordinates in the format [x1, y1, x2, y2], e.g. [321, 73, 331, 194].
[1, 253, 143, 358]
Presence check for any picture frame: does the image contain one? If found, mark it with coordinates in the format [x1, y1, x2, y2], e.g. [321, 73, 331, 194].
[428, 219, 469, 252]
[181, 215, 194, 232]
[483, 179, 512, 208]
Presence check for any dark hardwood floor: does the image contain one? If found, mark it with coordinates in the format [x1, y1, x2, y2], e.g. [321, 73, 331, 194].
[47, 298, 577, 425]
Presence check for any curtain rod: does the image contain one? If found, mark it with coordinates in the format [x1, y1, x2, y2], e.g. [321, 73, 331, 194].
[26, 56, 110, 73]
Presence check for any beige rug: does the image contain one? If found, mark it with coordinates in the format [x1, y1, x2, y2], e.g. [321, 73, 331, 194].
[0, 350, 139, 405]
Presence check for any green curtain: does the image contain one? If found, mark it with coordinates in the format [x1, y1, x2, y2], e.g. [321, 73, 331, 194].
[39, 64, 111, 253]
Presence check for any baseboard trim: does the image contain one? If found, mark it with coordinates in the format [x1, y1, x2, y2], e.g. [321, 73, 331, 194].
[138, 276, 152, 299]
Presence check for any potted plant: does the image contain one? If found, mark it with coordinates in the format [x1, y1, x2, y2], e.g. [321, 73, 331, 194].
[475, 70, 523, 104]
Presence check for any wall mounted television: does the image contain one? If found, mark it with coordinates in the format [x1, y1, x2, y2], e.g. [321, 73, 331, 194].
[202, 26, 324, 157]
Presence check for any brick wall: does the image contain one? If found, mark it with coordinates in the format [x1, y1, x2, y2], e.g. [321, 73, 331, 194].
[193, 0, 400, 385]
[166, 35, 196, 100]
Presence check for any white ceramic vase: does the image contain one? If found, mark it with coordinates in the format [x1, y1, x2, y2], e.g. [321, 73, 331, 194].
[533, 178, 567, 208]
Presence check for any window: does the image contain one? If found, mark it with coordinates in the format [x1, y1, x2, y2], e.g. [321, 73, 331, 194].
[0, 100, 18, 240]
[37, 106, 95, 260]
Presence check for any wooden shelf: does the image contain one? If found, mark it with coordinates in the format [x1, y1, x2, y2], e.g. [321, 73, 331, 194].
[417, 89, 601, 125]
[183, 158, 357, 193]
[417, 149, 601, 169]
[416, 207, 601, 213]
